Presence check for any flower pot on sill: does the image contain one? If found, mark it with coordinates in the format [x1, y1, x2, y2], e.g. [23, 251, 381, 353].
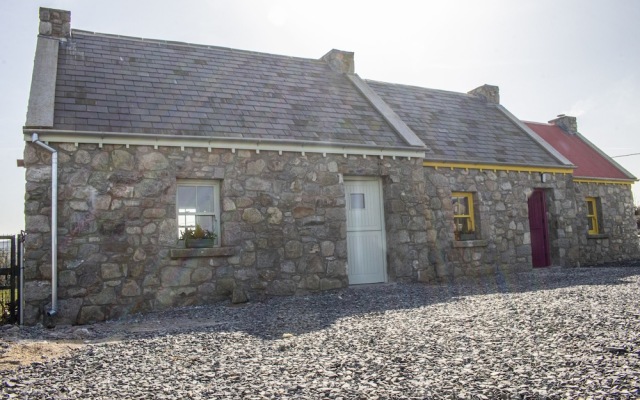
[459, 233, 476, 241]
[185, 238, 215, 248]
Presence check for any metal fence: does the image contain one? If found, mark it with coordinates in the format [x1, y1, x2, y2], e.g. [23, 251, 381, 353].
[0, 234, 22, 324]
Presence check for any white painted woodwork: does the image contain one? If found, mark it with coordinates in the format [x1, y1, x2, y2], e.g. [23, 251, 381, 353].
[345, 179, 386, 284]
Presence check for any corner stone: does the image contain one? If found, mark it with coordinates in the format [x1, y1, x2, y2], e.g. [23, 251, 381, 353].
[320, 278, 343, 290]
[78, 306, 105, 324]
[232, 287, 248, 304]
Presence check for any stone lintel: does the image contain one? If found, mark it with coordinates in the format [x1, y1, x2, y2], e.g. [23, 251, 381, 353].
[170, 246, 236, 259]
[452, 240, 488, 248]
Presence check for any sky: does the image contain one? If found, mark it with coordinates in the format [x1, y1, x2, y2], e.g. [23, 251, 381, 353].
[1, 0, 639, 234]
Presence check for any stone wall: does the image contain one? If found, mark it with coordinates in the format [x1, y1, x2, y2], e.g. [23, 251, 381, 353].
[574, 182, 639, 265]
[23, 142, 430, 325]
[424, 168, 580, 278]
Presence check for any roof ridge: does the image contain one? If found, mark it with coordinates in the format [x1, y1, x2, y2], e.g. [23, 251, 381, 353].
[70, 29, 325, 64]
[365, 79, 476, 98]
[522, 120, 554, 126]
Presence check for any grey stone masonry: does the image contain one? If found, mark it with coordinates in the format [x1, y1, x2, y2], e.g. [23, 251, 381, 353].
[424, 167, 580, 278]
[468, 84, 500, 104]
[39, 8, 70, 38]
[574, 182, 639, 265]
[549, 115, 578, 134]
[23, 143, 429, 325]
[321, 49, 355, 74]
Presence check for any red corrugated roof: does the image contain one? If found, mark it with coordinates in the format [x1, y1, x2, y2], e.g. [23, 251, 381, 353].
[525, 122, 632, 180]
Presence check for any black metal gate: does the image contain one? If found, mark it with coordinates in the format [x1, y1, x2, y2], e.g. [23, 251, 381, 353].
[0, 234, 22, 324]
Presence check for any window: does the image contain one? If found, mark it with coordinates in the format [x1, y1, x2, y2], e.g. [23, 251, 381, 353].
[350, 193, 365, 209]
[586, 197, 599, 235]
[452, 192, 476, 240]
[177, 181, 220, 244]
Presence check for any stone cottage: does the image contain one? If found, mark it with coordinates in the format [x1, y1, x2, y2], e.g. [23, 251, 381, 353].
[526, 117, 638, 265]
[22, 8, 638, 325]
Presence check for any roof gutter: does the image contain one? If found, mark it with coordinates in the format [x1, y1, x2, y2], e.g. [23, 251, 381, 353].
[23, 129, 427, 159]
[30, 133, 59, 317]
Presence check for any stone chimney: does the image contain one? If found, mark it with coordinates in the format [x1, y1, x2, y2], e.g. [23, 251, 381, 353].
[321, 49, 355, 74]
[468, 84, 500, 104]
[549, 114, 578, 134]
[39, 7, 71, 38]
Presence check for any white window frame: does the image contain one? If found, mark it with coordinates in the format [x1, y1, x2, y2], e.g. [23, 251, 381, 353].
[176, 180, 221, 245]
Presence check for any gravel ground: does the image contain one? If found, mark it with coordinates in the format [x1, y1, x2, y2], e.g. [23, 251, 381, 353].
[1, 264, 640, 399]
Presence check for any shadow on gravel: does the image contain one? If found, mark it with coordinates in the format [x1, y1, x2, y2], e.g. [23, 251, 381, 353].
[114, 261, 640, 342]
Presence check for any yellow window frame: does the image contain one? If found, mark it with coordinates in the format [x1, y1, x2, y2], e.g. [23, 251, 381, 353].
[586, 197, 599, 235]
[452, 192, 475, 237]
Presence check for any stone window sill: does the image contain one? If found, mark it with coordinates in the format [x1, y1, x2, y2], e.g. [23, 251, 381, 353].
[453, 240, 488, 248]
[170, 246, 235, 259]
[587, 234, 609, 240]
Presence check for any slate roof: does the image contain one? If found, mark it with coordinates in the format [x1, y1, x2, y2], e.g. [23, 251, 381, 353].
[525, 122, 636, 180]
[366, 80, 565, 166]
[52, 30, 407, 148]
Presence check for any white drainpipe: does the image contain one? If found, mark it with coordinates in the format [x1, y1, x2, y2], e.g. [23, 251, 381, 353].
[31, 133, 58, 317]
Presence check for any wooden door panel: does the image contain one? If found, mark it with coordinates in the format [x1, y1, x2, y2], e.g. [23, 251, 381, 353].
[528, 189, 551, 268]
[345, 180, 386, 284]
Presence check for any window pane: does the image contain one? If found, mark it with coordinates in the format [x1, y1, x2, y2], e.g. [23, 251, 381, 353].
[196, 215, 214, 233]
[587, 200, 594, 215]
[196, 186, 214, 213]
[588, 218, 594, 232]
[453, 196, 468, 216]
[454, 217, 471, 232]
[178, 186, 197, 213]
[350, 193, 365, 209]
[183, 215, 196, 229]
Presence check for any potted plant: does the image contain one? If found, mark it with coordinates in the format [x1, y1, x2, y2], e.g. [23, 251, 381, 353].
[180, 224, 217, 248]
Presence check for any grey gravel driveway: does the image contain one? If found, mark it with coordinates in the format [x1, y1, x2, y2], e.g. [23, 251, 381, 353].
[2, 264, 640, 399]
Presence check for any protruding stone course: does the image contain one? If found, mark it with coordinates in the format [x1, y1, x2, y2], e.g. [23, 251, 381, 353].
[24, 143, 428, 325]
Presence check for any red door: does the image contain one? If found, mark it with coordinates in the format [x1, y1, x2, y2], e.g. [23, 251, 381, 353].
[527, 189, 550, 268]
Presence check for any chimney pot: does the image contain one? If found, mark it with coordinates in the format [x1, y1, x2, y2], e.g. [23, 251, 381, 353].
[321, 49, 355, 74]
[38, 7, 71, 38]
[549, 115, 578, 134]
[468, 84, 500, 104]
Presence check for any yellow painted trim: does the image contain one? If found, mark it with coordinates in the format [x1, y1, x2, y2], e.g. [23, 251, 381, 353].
[586, 197, 599, 235]
[452, 192, 475, 233]
[574, 178, 633, 186]
[423, 161, 572, 174]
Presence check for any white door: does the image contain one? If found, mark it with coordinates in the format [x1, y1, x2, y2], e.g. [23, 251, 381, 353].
[345, 179, 387, 284]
